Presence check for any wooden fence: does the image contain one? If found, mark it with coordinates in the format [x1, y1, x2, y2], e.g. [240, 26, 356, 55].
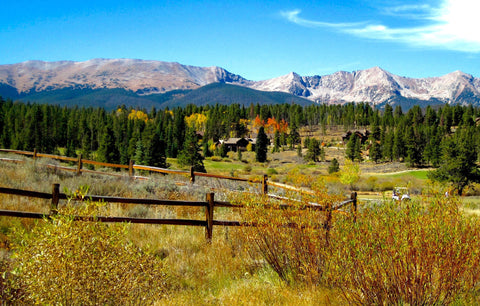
[0, 148, 269, 192]
[0, 184, 357, 241]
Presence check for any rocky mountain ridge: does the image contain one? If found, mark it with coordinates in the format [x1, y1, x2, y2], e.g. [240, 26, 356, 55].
[1, 59, 479, 107]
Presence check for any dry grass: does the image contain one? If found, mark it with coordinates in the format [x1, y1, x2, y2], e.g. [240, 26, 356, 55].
[1, 154, 480, 305]
[0, 157, 347, 304]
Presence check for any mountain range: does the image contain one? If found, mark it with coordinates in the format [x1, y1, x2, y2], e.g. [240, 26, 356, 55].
[0, 58, 479, 109]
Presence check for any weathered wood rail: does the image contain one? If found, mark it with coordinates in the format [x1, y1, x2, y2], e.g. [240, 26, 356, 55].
[0, 149, 263, 189]
[0, 148, 323, 196]
[0, 184, 357, 241]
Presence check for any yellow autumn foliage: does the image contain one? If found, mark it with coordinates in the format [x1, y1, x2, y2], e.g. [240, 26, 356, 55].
[185, 113, 207, 131]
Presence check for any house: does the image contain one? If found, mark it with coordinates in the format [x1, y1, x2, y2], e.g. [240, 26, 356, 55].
[219, 138, 251, 152]
[342, 130, 370, 144]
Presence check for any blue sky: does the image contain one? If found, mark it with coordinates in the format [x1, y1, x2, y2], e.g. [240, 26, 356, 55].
[1, 0, 480, 80]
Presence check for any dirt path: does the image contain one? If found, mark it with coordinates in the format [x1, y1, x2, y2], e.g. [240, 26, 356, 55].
[363, 168, 434, 176]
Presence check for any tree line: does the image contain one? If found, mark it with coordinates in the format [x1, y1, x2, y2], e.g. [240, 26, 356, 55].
[1, 97, 480, 191]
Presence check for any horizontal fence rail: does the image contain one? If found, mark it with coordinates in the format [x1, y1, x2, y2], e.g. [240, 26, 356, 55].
[0, 148, 319, 196]
[0, 184, 357, 241]
[0, 148, 262, 191]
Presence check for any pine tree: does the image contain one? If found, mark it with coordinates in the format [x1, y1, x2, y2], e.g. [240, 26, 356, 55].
[272, 130, 281, 153]
[304, 138, 321, 162]
[369, 140, 382, 163]
[346, 133, 362, 161]
[354, 136, 363, 162]
[255, 126, 268, 163]
[97, 123, 119, 164]
[392, 129, 405, 161]
[287, 124, 301, 149]
[144, 130, 167, 168]
[328, 158, 340, 174]
[134, 139, 145, 165]
[382, 130, 394, 161]
[429, 127, 480, 195]
[178, 128, 206, 172]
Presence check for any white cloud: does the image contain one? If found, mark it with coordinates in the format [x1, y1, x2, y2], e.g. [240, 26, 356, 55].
[281, 0, 480, 52]
[280, 9, 365, 28]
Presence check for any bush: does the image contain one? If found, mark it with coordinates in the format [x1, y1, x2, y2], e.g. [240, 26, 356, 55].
[266, 168, 278, 176]
[329, 195, 480, 305]
[10, 194, 167, 305]
[0, 250, 25, 303]
[328, 158, 340, 174]
[233, 175, 344, 285]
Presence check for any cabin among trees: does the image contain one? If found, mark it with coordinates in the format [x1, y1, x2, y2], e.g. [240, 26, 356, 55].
[342, 130, 370, 144]
[219, 138, 256, 152]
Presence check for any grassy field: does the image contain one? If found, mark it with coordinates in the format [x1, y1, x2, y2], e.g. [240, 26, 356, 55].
[1, 146, 480, 304]
[0, 156, 349, 304]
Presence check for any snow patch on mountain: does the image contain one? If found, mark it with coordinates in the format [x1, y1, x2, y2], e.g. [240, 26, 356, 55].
[0, 59, 479, 106]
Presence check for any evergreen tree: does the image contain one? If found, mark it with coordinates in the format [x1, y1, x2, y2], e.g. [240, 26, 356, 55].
[429, 127, 480, 195]
[134, 139, 145, 165]
[304, 138, 322, 162]
[392, 129, 405, 161]
[369, 140, 382, 163]
[297, 142, 303, 157]
[144, 130, 168, 168]
[287, 124, 301, 149]
[346, 133, 362, 161]
[354, 136, 363, 162]
[405, 126, 424, 167]
[423, 126, 442, 167]
[382, 130, 394, 161]
[272, 130, 281, 153]
[328, 158, 340, 174]
[65, 140, 76, 158]
[97, 123, 120, 164]
[369, 118, 382, 162]
[203, 141, 212, 158]
[255, 126, 268, 163]
[178, 128, 206, 172]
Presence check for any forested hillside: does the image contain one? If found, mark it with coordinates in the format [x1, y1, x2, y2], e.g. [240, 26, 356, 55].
[1, 96, 479, 177]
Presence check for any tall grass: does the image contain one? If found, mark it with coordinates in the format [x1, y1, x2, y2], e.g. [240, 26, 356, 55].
[1, 157, 480, 304]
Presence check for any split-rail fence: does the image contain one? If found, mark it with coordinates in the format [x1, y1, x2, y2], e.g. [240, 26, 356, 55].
[0, 148, 358, 240]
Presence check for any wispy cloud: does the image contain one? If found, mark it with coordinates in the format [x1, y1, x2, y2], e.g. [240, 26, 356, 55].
[280, 9, 365, 28]
[281, 0, 480, 52]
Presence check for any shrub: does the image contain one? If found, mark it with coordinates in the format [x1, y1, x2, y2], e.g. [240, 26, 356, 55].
[233, 175, 344, 285]
[0, 250, 25, 303]
[10, 194, 167, 305]
[328, 158, 339, 174]
[266, 168, 278, 176]
[329, 195, 480, 305]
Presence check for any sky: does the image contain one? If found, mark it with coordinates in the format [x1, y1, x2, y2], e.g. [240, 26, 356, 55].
[1, 0, 480, 81]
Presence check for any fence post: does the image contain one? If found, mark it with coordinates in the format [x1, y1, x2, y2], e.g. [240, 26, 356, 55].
[190, 167, 195, 184]
[129, 160, 134, 178]
[33, 148, 37, 161]
[76, 154, 83, 176]
[262, 174, 268, 195]
[351, 191, 357, 223]
[205, 193, 214, 242]
[50, 183, 60, 215]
